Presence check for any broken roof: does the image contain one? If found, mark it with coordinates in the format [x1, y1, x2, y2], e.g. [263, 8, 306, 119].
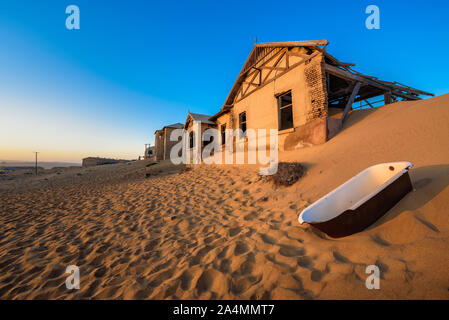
[211, 40, 328, 120]
[211, 40, 433, 120]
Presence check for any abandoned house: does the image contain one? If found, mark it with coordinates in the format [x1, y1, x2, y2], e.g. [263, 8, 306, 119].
[154, 123, 184, 161]
[144, 144, 155, 160]
[183, 112, 216, 163]
[209, 40, 433, 151]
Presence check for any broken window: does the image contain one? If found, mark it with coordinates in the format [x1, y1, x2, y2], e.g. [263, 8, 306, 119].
[239, 112, 247, 135]
[278, 91, 293, 131]
[221, 124, 226, 145]
[189, 131, 194, 149]
[204, 133, 213, 147]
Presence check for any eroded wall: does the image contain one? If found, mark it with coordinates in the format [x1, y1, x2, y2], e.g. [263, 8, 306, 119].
[154, 130, 164, 160]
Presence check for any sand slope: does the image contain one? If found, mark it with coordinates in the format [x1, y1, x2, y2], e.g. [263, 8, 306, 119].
[0, 94, 448, 299]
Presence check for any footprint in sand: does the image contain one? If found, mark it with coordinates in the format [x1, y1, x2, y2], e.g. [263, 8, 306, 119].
[310, 269, 323, 282]
[217, 246, 229, 259]
[148, 260, 171, 275]
[179, 270, 193, 291]
[297, 256, 314, 269]
[333, 251, 350, 263]
[190, 246, 214, 266]
[243, 211, 258, 221]
[259, 233, 277, 245]
[374, 259, 389, 279]
[144, 239, 161, 252]
[218, 259, 232, 274]
[229, 227, 242, 237]
[279, 245, 305, 257]
[94, 266, 107, 278]
[234, 242, 249, 256]
[230, 277, 253, 295]
[204, 235, 216, 244]
[79, 279, 101, 298]
[239, 253, 255, 275]
[371, 234, 391, 247]
[133, 287, 153, 299]
[196, 270, 215, 295]
[45, 266, 65, 280]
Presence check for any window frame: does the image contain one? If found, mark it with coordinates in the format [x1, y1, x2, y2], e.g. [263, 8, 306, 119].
[189, 131, 194, 149]
[220, 124, 226, 145]
[238, 112, 247, 136]
[277, 90, 294, 131]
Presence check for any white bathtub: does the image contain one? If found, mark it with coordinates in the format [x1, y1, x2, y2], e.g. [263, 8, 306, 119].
[298, 161, 414, 238]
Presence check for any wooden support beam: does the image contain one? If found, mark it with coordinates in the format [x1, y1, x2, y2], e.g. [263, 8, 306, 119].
[364, 100, 374, 108]
[341, 82, 361, 124]
[242, 81, 259, 87]
[260, 66, 287, 71]
[376, 79, 434, 96]
[328, 85, 359, 98]
[384, 92, 392, 105]
[242, 69, 261, 96]
[261, 49, 286, 84]
[287, 51, 311, 59]
[233, 51, 321, 104]
[321, 50, 356, 67]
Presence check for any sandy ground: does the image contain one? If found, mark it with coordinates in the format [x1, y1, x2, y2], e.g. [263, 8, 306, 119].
[0, 94, 448, 299]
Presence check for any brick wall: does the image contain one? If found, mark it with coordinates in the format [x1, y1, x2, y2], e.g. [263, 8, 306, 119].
[304, 58, 328, 121]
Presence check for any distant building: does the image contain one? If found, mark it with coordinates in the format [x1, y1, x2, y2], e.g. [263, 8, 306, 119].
[144, 145, 155, 159]
[82, 157, 126, 167]
[154, 123, 184, 161]
[183, 112, 216, 164]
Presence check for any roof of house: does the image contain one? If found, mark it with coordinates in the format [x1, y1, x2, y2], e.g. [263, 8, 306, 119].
[154, 122, 183, 134]
[185, 112, 215, 127]
[210, 40, 433, 120]
[164, 123, 184, 129]
[210, 40, 328, 120]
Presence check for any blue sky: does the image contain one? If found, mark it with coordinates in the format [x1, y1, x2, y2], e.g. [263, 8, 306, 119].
[1, 0, 448, 162]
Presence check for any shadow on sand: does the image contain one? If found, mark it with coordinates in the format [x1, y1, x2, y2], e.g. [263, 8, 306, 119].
[340, 108, 379, 132]
[368, 164, 449, 230]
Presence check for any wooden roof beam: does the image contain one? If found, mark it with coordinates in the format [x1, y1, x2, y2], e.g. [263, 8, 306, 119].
[316, 48, 356, 68]
[325, 64, 424, 101]
[375, 79, 434, 96]
[255, 40, 328, 48]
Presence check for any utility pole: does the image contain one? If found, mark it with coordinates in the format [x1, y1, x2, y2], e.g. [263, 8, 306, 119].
[33, 151, 39, 175]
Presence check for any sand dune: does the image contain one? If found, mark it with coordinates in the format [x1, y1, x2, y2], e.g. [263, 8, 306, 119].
[0, 94, 448, 299]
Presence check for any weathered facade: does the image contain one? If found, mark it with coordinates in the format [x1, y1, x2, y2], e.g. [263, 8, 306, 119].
[183, 113, 216, 164]
[210, 40, 433, 151]
[154, 123, 184, 161]
[153, 40, 433, 163]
